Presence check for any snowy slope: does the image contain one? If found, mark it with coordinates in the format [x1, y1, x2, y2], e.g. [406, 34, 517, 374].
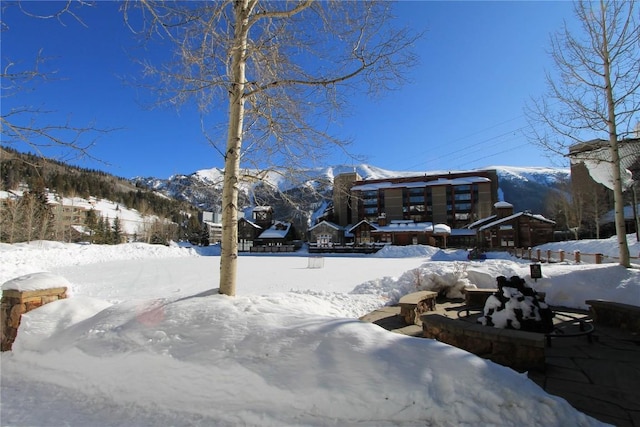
[0, 191, 158, 237]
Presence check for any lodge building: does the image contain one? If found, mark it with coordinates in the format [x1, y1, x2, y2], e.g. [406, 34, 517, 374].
[333, 170, 497, 229]
[309, 169, 555, 251]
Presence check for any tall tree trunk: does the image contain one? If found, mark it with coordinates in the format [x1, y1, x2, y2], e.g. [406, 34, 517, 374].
[601, 0, 630, 267]
[594, 192, 601, 239]
[633, 184, 639, 242]
[219, 0, 252, 296]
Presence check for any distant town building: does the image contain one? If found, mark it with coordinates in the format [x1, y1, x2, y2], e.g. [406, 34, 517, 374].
[236, 206, 296, 252]
[200, 211, 222, 244]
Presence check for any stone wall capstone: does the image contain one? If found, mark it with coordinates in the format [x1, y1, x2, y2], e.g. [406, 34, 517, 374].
[1, 273, 69, 351]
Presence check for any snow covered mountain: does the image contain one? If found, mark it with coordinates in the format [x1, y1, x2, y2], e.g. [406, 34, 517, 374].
[492, 166, 571, 214]
[134, 164, 571, 219]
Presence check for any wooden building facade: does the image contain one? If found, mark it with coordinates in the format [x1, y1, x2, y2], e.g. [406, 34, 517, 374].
[469, 202, 556, 249]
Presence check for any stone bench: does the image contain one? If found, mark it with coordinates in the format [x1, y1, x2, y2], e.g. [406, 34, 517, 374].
[586, 299, 640, 333]
[421, 314, 546, 371]
[463, 288, 497, 307]
[398, 291, 438, 326]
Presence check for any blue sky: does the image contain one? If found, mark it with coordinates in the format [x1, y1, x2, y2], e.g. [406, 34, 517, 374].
[2, 1, 576, 179]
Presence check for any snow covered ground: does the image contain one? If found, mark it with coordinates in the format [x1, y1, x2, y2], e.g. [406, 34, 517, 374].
[1, 236, 639, 426]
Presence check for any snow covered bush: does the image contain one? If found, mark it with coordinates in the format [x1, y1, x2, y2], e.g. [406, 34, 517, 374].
[478, 275, 553, 332]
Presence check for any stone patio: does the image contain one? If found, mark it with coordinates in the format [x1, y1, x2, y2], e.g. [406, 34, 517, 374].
[360, 298, 640, 426]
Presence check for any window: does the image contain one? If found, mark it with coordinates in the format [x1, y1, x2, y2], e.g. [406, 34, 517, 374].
[358, 228, 371, 244]
[360, 190, 380, 218]
[318, 234, 332, 247]
[404, 187, 427, 221]
[446, 183, 480, 227]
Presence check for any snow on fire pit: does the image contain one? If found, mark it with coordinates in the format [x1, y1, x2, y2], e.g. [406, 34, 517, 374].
[478, 275, 554, 333]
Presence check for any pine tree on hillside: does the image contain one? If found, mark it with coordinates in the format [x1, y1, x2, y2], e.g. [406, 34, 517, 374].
[85, 209, 98, 243]
[198, 224, 210, 246]
[95, 216, 111, 244]
[186, 215, 205, 245]
[112, 217, 123, 244]
[22, 182, 53, 243]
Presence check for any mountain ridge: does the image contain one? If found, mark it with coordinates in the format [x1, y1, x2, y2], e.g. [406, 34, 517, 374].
[135, 163, 571, 220]
[1, 147, 571, 242]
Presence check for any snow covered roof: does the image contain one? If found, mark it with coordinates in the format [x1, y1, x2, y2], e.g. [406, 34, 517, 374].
[348, 219, 471, 235]
[239, 217, 262, 229]
[478, 212, 555, 231]
[466, 215, 497, 229]
[258, 221, 291, 239]
[348, 219, 435, 234]
[433, 224, 451, 235]
[372, 221, 434, 233]
[598, 203, 640, 225]
[494, 201, 513, 208]
[308, 220, 343, 232]
[347, 220, 379, 233]
[450, 228, 477, 236]
[351, 176, 491, 191]
[568, 138, 639, 190]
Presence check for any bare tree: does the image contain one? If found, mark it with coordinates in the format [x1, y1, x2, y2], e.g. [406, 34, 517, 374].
[527, 0, 639, 267]
[126, 0, 419, 295]
[1, 1, 113, 162]
[0, 193, 23, 243]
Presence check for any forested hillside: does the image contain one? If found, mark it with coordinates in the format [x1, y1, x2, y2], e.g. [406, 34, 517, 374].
[0, 147, 204, 244]
[1, 147, 199, 220]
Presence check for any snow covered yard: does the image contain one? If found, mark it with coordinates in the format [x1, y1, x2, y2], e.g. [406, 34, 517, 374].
[1, 237, 638, 426]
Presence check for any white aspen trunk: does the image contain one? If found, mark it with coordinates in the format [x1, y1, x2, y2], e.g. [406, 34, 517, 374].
[601, 0, 631, 267]
[593, 192, 601, 239]
[219, 1, 252, 296]
[608, 140, 630, 266]
[633, 184, 639, 242]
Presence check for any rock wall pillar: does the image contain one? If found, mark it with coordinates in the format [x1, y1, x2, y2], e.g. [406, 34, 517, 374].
[1, 287, 67, 351]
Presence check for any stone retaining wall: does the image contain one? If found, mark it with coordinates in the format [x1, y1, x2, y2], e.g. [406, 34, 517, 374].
[421, 314, 546, 371]
[1, 287, 67, 351]
[586, 299, 640, 333]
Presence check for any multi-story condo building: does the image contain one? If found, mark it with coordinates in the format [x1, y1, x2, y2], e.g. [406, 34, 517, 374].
[334, 170, 498, 230]
[309, 169, 555, 250]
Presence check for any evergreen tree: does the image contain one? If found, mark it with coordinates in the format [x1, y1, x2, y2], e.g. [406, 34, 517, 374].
[23, 181, 53, 242]
[112, 216, 123, 244]
[103, 217, 112, 244]
[199, 224, 210, 246]
[85, 209, 98, 243]
[185, 214, 202, 245]
[149, 219, 168, 245]
[95, 216, 110, 244]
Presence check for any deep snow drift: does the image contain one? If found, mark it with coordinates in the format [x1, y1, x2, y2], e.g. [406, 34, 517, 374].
[1, 236, 638, 426]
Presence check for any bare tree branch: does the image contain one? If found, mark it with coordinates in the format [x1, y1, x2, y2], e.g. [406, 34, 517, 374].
[527, 0, 639, 266]
[126, 0, 420, 295]
[1, 1, 116, 164]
